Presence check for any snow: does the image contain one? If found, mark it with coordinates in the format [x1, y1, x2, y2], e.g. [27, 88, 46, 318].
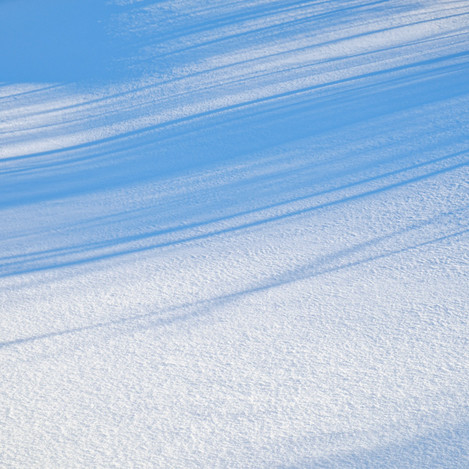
[1, 0, 468, 467]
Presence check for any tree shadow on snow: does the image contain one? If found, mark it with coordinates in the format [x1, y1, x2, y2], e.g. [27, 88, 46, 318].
[0, 214, 466, 349]
[1, 0, 468, 348]
[0, 49, 468, 277]
[280, 421, 469, 468]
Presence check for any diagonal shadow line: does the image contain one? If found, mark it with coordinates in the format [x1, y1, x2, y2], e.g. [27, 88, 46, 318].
[4, 49, 467, 165]
[4, 62, 466, 185]
[1, 73, 465, 205]
[284, 420, 469, 469]
[4, 64, 466, 184]
[1, 149, 466, 266]
[0, 40, 402, 137]
[1, 226, 466, 350]
[152, 8, 469, 59]
[9, 24, 464, 127]
[0, 156, 467, 279]
[0, 84, 64, 102]
[140, 0, 389, 50]
[135, 0, 334, 42]
[138, 0, 409, 56]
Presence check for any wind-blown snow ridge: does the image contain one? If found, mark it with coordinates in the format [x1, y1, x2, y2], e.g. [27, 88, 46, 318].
[1, 1, 468, 467]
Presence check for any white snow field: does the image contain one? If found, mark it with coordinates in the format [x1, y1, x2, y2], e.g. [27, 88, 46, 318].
[1, 0, 468, 467]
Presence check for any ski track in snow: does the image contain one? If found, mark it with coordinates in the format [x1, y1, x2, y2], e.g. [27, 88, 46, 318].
[1, 0, 468, 467]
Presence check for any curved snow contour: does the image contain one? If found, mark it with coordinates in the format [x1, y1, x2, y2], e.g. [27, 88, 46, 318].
[1, 1, 468, 467]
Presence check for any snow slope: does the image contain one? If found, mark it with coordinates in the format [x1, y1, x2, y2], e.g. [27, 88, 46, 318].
[1, 0, 468, 467]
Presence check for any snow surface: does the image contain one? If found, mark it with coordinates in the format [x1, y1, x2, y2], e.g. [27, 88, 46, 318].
[1, 0, 468, 467]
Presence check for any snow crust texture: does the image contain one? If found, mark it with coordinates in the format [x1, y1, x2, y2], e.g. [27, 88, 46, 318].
[1, 1, 468, 467]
